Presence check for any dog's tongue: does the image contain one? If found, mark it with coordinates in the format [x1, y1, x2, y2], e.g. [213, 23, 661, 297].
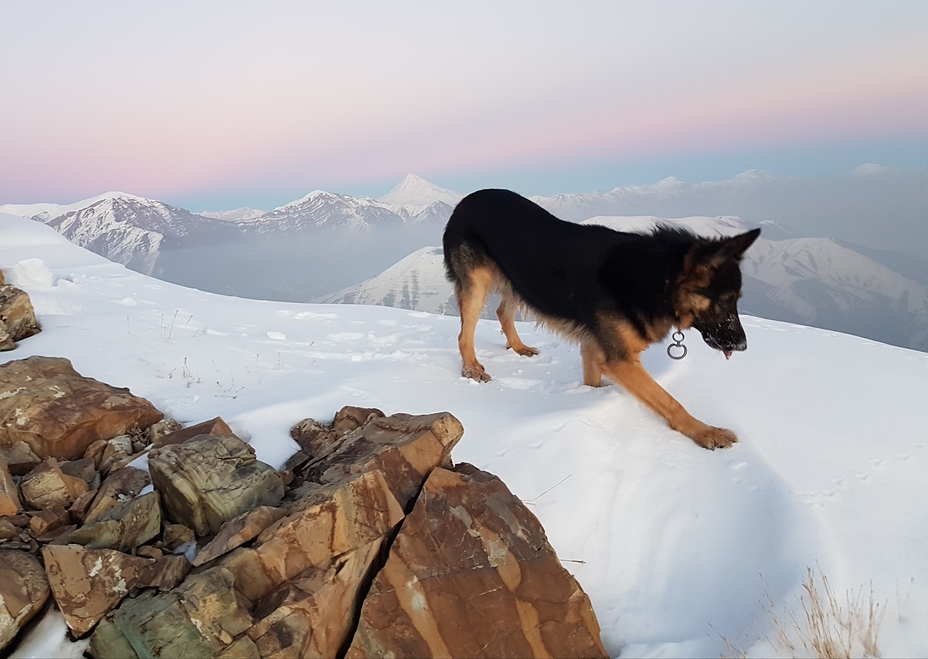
[723, 350, 733, 360]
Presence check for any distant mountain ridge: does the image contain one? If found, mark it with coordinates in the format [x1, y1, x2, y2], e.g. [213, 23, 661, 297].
[3, 173, 926, 352]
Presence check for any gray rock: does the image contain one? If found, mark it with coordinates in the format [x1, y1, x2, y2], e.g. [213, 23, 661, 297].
[148, 434, 284, 536]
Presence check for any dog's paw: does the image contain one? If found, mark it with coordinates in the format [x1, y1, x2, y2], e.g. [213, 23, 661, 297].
[462, 365, 492, 382]
[690, 425, 738, 450]
[509, 343, 540, 357]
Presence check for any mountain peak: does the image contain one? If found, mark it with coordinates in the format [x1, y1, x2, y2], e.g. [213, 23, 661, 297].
[378, 174, 462, 208]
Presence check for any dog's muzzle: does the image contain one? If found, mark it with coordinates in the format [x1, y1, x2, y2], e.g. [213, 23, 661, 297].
[695, 314, 747, 359]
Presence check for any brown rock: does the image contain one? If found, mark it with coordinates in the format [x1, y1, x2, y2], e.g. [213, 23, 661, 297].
[0, 518, 19, 540]
[20, 458, 88, 509]
[0, 356, 163, 461]
[136, 554, 192, 591]
[297, 410, 464, 511]
[150, 416, 234, 449]
[0, 456, 22, 515]
[97, 435, 134, 475]
[162, 523, 195, 551]
[0, 550, 50, 651]
[68, 487, 99, 525]
[148, 434, 284, 536]
[69, 491, 161, 552]
[0, 442, 40, 476]
[137, 545, 163, 560]
[42, 543, 153, 637]
[36, 524, 77, 545]
[28, 503, 70, 536]
[289, 405, 384, 458]
[0, 284, 40, 347]
[83, 466, 151, 524]
[223, 469, 404, 602]
[192, 505, 286, 567]
[346, 464, 608, 659]
[147, 418, 183, 445]
[248, 538, 383, 658]
[60, 456, 99, 487]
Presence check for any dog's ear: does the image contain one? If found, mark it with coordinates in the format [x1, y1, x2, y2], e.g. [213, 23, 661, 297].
[679, 228, 761, 288]
[722, 228, 761, 259]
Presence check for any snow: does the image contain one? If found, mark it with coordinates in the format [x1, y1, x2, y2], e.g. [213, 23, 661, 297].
[377, 173, 463, 208]
[2, 212, 927, 658]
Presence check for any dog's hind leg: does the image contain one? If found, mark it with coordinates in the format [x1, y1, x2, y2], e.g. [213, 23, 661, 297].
[496, 295, 539, 357]
[456, 267, 494, 382]
[601, 357, 738, 450]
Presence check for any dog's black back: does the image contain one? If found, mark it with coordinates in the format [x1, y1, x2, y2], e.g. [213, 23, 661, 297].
[443, 188, 703, 339]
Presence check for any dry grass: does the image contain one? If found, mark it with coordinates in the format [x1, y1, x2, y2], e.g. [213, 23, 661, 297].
[722, 568, 886, 659]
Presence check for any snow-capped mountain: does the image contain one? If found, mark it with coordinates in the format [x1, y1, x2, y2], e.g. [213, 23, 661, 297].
[242, 191, 407, 233]
[198, 207, 266, 222]
[377, 174, 463, 225]
[323, 215, 928, 353]
[2, 192, 240, 275]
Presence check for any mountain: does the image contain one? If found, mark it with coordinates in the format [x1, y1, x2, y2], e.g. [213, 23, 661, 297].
[323, 215, 928, 353]
[198, 207, 265, 222]
[376, 174, 463, 225]
[40, 193, 239, 275]
[241, 190, 407, 233]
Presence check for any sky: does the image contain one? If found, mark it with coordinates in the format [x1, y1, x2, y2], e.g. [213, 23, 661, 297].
[1, 1, 926, 211]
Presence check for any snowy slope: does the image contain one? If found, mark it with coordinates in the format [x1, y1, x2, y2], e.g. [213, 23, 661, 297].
[316, 246, 459, 315]
[3, 212, 927, 658]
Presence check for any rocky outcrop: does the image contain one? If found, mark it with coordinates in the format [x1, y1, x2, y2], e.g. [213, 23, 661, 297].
[0, 282, 41, 351]
[0, 356, 163, 460]
[348, 464, 608, 658]
[0, 385, 606, 657]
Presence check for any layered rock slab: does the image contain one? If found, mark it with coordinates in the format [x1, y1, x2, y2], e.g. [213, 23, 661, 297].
[347, 464, 608, 659]
[148, 433, 284, 536]
[0, 356, 163, 460]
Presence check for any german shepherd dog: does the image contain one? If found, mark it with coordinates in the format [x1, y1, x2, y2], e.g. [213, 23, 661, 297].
[443, 189, 760, 449]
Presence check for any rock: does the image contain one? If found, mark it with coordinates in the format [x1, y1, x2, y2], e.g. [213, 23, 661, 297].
[0, 456, 22, 515]
[60, 456, 99, 486]
[28, 503, 70, 536]
[0, 284, 40, 349]
[296, 410, 464, 512]
[162, 523, 195, 551]
[83, 466, 151, 524]
[97, 435, 134, 475]
[0, 356, 163, 461]
[151, 416, 235, 449]
[0, 550, 50, 652]
[112, 567, 252, 658]
[137, 545, 163, 560]
[69, 488, 99, 525]
[69, 491, 161, 552]
[147, 418, 183, 445]
[20, 458, 88, 509]
[136, 554, 191, 591]
[0, 442, 40, 476]
[0, 518, 19, 540]
[289, 405, 384, 458]
[148, 434, 284, 536]
[222, 469, 405, 602]
[346, 464, 608, 658]
[247, 538, 384, 658]
[42, 544, 153, 637]
[87, 618, 139, 659]
[192, 506, 286, 567]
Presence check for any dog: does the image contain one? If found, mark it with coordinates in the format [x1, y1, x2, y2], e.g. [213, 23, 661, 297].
[442, 189, 760, 449]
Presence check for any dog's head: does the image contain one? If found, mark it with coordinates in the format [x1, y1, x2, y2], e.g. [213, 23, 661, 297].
[676, 228, 760, 358]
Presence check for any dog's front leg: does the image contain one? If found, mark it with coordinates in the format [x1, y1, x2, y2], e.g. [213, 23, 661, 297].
[601, 358, 737, 449]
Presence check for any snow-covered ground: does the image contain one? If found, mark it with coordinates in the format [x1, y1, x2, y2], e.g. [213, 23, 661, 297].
[3, 212, 927, 658]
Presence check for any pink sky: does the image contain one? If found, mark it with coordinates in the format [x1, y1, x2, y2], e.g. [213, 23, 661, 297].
[1, 1, 926, 209]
